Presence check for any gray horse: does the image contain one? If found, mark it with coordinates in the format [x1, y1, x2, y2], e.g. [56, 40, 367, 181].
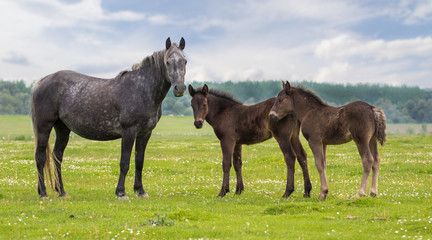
[31, 37, 187, 199]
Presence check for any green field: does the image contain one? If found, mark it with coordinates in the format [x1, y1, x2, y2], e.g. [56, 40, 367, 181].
[0, 115, 431, 239]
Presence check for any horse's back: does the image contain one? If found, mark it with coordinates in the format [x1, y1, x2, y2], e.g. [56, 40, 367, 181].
[216, 98, 275, 145]
[32, 70, 125, 140]
[340, 101, 378, 140]
[342, 101, 376, 123]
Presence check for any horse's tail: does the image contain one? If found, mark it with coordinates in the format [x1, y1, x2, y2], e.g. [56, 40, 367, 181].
[373, 107, 387, 146]
[31, 95, 56, 193]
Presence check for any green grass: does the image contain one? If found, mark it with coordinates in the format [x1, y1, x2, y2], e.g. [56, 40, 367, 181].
[0, 115, 431, 239]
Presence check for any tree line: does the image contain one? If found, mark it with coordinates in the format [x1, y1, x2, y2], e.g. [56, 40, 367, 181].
[1, 79, 431, 123]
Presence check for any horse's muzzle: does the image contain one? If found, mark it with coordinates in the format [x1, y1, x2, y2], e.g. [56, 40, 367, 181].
[173, 84, 186, 97]
[269, 112, 279, 122]
[194, 120, 203, 129]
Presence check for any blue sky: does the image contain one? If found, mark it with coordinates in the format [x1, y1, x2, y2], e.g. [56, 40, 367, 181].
[1, 0, 431, 88]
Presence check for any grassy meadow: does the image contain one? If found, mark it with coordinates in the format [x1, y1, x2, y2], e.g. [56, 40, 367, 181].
[0, 115, 431, 239]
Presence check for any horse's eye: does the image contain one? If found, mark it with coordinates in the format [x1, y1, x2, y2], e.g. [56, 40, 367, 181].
[203, 103, 207, 107]
[278, 98, 283, 103]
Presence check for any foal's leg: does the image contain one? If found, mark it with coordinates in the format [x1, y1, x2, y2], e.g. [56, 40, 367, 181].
[115, 127, 137, 199]
[309, 141, 329, 200]
[274, 135, 296, 198]
[292, 135, 312, 197]
[218, 138, 235, 197]
[355, 139, 374, 197]
[134, 132, 152, 198]
[53, 120, 71, 198]
[233, 144, 244, 195]
[369, 138, 380, 197]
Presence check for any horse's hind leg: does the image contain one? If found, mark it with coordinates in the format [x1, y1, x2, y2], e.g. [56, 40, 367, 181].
[53, 120, 71, 198]
[292, 135, 312, 197]
[233, 144, 244, 195]
[369, 138, 380, 197]
[34, 118, 55, 198]
[355, 139, 374, 197]
[309, 141, 328, 200]
[35, 131, 51, 198]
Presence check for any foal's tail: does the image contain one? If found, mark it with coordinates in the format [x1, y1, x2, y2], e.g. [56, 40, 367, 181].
[373, 107, 387, 146]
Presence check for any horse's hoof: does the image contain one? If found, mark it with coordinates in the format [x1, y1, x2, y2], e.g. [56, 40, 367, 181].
[117, 194, 129, 200]
[370, 192, 377, 197]
[318, 194, 327, 201]
[358, 191, 366, 197]
[217, 194, 225, 198]
[137, 192, 149, 198]
[303, 193, 311, 198]
[40, 195, 49, 200]
[59, 193, 70, 199]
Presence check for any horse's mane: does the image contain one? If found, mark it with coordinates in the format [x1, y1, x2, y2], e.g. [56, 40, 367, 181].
[295, 85, 327, 106]
[131, 50, 165, 71]
[196, 86, 243, 104]
[116, 43, 186, 80]
[113, 50, 166, 80]
[131, 43, 184, 71]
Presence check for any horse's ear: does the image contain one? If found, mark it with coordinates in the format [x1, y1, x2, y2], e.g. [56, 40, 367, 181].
[284, 81, 291, 94]
[179, 37, 185, 50]
[202, 84, 209, 97]
[166, 37, 172, 50]
[188, 85, 195, 96]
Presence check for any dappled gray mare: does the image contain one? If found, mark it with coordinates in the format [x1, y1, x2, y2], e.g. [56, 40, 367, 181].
[269, 81, 386, 200]
[31, 37, 187, 199]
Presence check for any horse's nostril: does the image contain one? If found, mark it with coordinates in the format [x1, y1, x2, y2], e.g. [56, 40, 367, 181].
[269, 114, 279, 122]
[194, 120, 203, 129]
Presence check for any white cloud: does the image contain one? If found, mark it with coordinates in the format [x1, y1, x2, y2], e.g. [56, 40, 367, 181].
[315, 34, 432, 61]
[245, 0, 371, 24]
[0, 0, 150, 83]
[148, 14, 170, 25]
[315, 62, 351, 83]
[400, 0, 432, 24]
[0, 0, 431, 89]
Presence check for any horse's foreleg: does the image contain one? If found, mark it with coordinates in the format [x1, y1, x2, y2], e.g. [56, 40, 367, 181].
[292, 135, 312, 198]
[369, 139, 381, 197]
[274, 135, 296, 198]
[355, 140, 374, 197]
[233, 144, 244, 195]
[134, 133, 151, 198]
[53, 121, 70, 198]
[218, 139, 235, 198]
[310, 142, 328, 200]
[116, 128, 137, 200]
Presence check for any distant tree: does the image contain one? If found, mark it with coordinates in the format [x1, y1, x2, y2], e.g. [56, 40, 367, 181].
[1, 79, 431, 123]
[0, 80, 31, 114]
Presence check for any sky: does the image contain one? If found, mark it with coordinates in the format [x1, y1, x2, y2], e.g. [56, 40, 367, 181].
[1, 0, 432, 88]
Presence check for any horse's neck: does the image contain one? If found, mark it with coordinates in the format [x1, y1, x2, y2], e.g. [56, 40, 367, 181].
[293, 91, 321, 120]
[206, 94, 239, 125]
[138, 52, 170, 106]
